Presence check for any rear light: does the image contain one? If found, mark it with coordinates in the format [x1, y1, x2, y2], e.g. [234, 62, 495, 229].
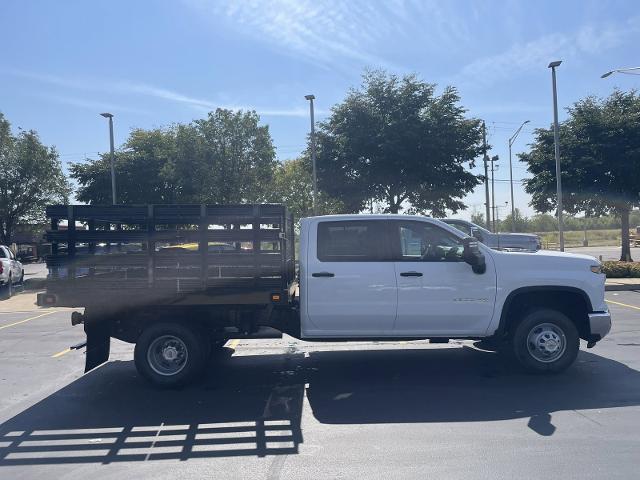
[0, 263, 3, 274]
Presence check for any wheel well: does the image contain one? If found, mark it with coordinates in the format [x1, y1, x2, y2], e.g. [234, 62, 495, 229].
[500, 289, 590, 340]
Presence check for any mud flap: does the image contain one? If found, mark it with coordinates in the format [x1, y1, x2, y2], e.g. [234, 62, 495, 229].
[83, 315, 111, 373]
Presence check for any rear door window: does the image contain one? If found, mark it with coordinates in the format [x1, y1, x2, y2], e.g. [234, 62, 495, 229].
[317, 221, 388, 262]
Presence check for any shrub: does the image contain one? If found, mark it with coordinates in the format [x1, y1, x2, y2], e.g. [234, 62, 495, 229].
[602, 261, 631, 278]
[628, 263, 640, 278]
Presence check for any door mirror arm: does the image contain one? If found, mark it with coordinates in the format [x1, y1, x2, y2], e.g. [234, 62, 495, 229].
[462, 238, 486, 274]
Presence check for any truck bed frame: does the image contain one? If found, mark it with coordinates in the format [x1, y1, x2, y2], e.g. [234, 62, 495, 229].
[40, 204, 296, 309]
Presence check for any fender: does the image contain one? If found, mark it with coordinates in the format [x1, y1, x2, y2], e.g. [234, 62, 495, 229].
[493, 285, 593, 338]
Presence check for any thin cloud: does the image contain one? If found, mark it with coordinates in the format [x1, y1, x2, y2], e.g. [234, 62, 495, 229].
[455, 16, 640, 88]
[37, 93, 149, 115]
[184, 0, 467, 70]
[2, 69, 313, 117]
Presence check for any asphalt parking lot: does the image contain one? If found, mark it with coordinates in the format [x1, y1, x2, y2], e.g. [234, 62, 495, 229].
[0, 291, 639, 480]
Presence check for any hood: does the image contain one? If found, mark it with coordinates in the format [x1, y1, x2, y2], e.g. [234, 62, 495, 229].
[492, 248, 598, 264]
[497, 233, 539, 239]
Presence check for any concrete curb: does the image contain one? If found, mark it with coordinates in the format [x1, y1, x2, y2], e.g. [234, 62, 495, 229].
[23, 278, 47, 291]
[605, 283, 640, 291]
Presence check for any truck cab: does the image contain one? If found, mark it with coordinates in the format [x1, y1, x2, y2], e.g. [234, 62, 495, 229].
[298, 215, 610, 371]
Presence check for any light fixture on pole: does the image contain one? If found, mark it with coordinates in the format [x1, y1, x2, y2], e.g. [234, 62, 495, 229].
[100, 112, 117, 205]
[304, 95, 318, 216]
[548, 60, 564, 251]
[508, 120, 530, 232]
[601, 66, 640, 78]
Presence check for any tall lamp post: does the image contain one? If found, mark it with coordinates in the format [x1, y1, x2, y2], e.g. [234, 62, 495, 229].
[508, 120, 530, 232]
[304, 95, 318, 216]
[100, 113, 117, 205]
[548, 60, 564, 251]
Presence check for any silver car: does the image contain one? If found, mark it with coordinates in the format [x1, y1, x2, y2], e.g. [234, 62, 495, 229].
[0, 245, 24, 299]
[443, 219, 541, 252]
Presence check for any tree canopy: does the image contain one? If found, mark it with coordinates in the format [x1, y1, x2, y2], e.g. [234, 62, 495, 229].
[315, 70, 484, 215]
[521, 90, 640, 261]
[72, 109, 276, 205]
[267, 157, 343, 221]
[0, 112, 70, 244]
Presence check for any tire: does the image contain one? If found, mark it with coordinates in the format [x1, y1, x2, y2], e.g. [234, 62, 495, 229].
[1, 275, 12, 300]
[511, 308, 579, 373]
[134, 323, 207, 388]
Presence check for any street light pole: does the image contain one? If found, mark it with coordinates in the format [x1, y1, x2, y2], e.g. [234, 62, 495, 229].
[548, 60, 564, 251]
[100, 113, 117, 205]
[601, 66, 640, 78]
[508, 120, 530, 232]
[490, 155, 497, 232]
[305, 95, 317, 216]
[482, 121, 491, 231]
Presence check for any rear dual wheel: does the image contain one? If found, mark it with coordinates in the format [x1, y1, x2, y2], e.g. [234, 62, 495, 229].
[134, 323, 207, 388]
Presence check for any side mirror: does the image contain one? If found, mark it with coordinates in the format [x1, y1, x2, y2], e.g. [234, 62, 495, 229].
[470, 228, 483, 242]
[462, 237, 486, 274]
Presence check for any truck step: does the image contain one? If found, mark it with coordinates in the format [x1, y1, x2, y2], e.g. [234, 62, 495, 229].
[224, 326, 283, 339]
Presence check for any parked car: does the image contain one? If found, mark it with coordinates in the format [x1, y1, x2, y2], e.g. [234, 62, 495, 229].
[40, 205, 610, 387]
[0, 245, 24, 299]
[443, 219, 542, 252]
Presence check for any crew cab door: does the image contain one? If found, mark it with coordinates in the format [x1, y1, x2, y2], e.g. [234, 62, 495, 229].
[303, 219, 397, 337]
[390, 220, 497, 336]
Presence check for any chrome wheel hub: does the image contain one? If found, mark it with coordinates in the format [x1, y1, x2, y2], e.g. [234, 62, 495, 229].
[147, 335, 188, 376]
[526, 323, 566, 363]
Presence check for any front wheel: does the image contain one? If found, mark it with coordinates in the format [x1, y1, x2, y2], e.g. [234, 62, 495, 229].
[1, 276, 12, 300]
[134, 323, 207, 388]
[511, 309, 579, 373]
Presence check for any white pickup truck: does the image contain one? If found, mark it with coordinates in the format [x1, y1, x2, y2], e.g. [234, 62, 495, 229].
[42, 206, 611, 387]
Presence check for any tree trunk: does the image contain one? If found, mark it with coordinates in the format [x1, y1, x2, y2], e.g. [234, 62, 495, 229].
[1, 222, 11, 246]
[386, 194, 401, 214]
[620, 207, 633, 262]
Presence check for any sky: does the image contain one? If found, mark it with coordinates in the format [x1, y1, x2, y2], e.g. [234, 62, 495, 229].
[1, 0, 639, 220]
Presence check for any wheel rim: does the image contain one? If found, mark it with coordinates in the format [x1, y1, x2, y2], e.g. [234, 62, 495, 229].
[526, 322, 567, 363]
[147, 335, 189, 376]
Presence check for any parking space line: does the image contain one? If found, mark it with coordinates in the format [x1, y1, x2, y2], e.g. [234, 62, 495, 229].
[51, 348, 71, 358]
[606, 299, 640, 311]
[0, 311, 57, 331]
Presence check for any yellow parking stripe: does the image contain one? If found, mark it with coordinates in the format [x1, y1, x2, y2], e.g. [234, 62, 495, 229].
[51, 348, 71, 358]
[606, 299, 640, 311]
[0, 311, 57, 331]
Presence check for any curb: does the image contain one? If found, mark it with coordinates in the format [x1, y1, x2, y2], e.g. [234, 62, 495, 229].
[23, 278, 47, 291]
[605, 283, 640, 291]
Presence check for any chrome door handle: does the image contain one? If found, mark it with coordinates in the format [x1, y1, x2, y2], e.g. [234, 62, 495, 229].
[400, 271, 423, 277]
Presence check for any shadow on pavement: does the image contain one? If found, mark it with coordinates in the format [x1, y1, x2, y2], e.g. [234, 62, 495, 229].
[1, 345, 639, 465]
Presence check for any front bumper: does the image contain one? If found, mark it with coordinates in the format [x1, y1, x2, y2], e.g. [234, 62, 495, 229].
[588, 310, 612, 341]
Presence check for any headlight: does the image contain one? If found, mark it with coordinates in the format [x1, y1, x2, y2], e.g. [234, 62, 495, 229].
[590, 265, 603, 274]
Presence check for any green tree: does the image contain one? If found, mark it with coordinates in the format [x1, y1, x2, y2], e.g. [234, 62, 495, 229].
[470, 212, 485, 226]
[267, 157, 343, 220]
[71, 128, 178, 204]
[72, 109, 276, 205]
[315, 70, 484, 215]
[521, 90, 640, 261]
[501, 208, 530, 233]
[0, 113, 70, 244]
